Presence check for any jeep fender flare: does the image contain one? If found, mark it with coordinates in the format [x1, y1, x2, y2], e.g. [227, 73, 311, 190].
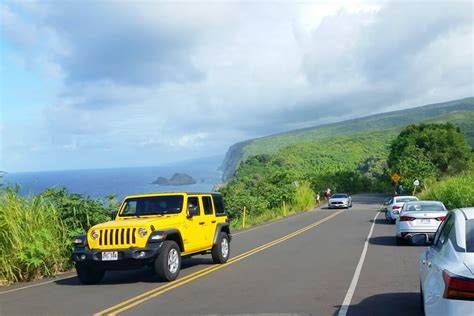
[213, 223, 231, 246]
[150, 229, 185, 252]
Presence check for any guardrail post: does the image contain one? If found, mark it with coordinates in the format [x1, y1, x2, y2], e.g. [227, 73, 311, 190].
[283, 201, 287, 217]
[242, 206, 247, 229]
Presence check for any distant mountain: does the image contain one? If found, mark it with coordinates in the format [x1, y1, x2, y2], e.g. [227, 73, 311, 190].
[220, 97, 474, 181]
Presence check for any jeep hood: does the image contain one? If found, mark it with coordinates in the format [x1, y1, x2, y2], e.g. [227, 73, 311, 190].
[91, 216, 182, 230]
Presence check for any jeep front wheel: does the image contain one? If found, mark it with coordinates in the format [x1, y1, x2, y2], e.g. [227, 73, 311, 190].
[75, 263, 105, 285]
[155, 240, 181, 281]
[212, 232, 230, 264]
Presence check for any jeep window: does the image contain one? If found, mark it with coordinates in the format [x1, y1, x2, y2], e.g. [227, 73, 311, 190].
[121, 195, 184, 216]
[187, 197, 200, 215]
[202, 196, 213, 215]
[213, 195, 226, 216]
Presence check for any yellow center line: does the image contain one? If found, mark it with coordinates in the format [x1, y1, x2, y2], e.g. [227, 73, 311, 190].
[95, 210, 344, 316]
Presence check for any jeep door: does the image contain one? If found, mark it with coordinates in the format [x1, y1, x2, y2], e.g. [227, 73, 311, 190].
[183, 196, 208, 252]
[200, 195, 218, 248]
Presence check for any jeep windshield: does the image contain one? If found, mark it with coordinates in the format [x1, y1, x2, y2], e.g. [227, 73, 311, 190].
[120, 195, 184, 216]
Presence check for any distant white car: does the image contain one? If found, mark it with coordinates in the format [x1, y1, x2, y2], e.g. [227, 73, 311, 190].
[328, 193, 352, 209]
[420, 208, 474, 315]
[395, 201, 447, 244]
[385, 195, 419, 223]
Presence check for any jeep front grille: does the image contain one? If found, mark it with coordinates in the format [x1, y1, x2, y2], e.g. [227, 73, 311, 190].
[98, 228, 137, 246]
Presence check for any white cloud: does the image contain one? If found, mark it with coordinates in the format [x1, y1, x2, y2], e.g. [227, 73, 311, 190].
[1, 0, 473, 171]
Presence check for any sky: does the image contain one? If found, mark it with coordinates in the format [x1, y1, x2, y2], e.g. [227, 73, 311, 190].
[0, 0, 473, 172]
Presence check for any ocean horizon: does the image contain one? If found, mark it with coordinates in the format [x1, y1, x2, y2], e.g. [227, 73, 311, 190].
[2, 156, 223, 200]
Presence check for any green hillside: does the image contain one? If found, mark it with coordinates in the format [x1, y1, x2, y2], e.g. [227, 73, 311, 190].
[221, 97, 474, 180]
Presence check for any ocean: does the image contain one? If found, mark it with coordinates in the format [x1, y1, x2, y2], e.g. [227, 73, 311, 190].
[2, 157, 223, 201]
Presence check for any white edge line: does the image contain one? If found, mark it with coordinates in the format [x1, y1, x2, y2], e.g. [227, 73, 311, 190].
[0, 274, 77, 295]
[338, 211, 380, 316]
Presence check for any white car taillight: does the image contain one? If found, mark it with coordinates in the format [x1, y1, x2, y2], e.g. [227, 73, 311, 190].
[443, 270, 474, 300]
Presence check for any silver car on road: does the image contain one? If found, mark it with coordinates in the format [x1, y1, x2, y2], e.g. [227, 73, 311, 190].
[328, 193, 352, 209]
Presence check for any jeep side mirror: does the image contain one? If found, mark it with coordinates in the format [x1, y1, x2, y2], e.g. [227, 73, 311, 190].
[111, 210, 117, 220]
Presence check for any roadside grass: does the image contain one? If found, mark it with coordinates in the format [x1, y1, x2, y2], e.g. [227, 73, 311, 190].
[419, 170, 474, 209]
[0, 188, 118, 286]
[0, 188, 70, 285]
[229, 181, 317, 230]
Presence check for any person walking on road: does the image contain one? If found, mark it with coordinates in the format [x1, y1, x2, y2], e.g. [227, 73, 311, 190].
[315, 192, 320, 207]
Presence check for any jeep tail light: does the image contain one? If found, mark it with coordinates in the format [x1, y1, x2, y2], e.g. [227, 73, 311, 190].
[393, 205, 401, 209]
[400, 216, 416, 221]
[443, 270, 474, 301]
[435, 216, 446, 221]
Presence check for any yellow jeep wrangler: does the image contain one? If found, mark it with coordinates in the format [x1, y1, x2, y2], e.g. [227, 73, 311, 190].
[72, 192, 231, 284]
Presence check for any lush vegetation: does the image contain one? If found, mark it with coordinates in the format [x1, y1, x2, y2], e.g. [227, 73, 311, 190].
[388, 123, 472, 190]
[0, 188, 117, 285]
[419, 170, 474, 210]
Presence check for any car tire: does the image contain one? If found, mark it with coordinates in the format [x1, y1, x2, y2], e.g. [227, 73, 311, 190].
[155, 240, 181, 282]
[212, 232, 230, 264]
[75, 263, 105, 285]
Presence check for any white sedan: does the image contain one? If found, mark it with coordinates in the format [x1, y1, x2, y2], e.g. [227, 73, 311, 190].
[385, 195, 419, 224]
[420, 208, 474, 315]
[395, 201, 447, 244]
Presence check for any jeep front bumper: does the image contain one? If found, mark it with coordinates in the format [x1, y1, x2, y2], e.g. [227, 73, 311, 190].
[72, 242, 163, 270]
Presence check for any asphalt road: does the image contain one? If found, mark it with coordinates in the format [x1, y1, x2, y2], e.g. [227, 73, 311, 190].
[0, 194, 426, 315]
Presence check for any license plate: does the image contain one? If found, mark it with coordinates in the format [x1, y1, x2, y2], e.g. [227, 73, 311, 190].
[102, 251, 118, 261]
[421, 219, 430, 224]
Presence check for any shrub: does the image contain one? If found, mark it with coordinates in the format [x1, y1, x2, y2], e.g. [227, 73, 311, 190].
[40, 188, 119, 241]
[290, 181, 315, 212]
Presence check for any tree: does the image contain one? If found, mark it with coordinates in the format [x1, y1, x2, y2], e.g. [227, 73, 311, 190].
[388, 123, 472, 187]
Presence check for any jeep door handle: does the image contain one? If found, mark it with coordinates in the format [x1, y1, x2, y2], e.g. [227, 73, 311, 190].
[199, 222, 205, 225]
[211, 220, 216, 223]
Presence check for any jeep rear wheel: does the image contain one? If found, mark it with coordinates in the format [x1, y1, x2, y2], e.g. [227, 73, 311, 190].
[75, 263, 105, 285]
[212, 232, 230, 264]
[155, 240, 181, 281]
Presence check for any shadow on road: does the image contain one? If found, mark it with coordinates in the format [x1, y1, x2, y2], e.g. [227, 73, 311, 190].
[369, 235, 428, 247]
[56, 257, 214, 286]
[369, 236, 398, 246]
[333, 292, 422, 316]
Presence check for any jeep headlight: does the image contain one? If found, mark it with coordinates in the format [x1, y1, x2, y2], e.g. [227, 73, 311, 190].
[91, 230, 100, 240]
[138, 227, 147, 238]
